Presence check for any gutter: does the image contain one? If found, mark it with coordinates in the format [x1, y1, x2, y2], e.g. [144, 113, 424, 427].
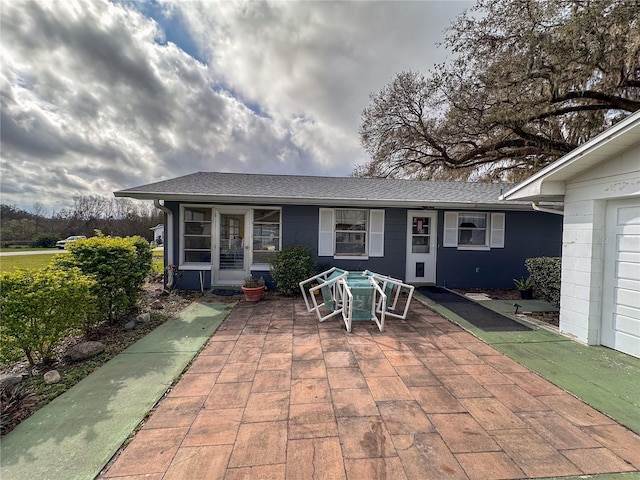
[532, 201, 564, 215]
[119, 192, 533, 211]
[153, 200, 174, 287]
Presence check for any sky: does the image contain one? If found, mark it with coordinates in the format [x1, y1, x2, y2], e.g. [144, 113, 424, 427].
[0, 0, 473, 213]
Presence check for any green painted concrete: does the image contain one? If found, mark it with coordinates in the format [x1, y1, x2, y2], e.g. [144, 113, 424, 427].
[416, 292, 640, 436]
[0, 300, 234, 480]
[483, 298, 559, 314]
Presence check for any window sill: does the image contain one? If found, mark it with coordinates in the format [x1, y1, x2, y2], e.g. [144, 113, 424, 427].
[179, 263, 212, 270]
[333, 255, 369, 260]
[456, 246, 490, 251]
[250, 264, 271, 271]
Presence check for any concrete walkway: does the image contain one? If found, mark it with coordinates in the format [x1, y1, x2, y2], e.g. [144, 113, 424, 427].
[95, 296, 640, 480]
[0, 300, 235, 480]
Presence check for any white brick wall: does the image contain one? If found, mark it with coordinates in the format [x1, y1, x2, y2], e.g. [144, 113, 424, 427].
[558, 143, 640, 345]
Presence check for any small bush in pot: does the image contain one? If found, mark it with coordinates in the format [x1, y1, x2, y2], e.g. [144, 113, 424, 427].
[241, 276, 265, 302]
[513, 276, 534, 299]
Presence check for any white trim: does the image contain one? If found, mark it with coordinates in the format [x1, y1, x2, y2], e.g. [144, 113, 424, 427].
[318, 208, 335, 256]
[443, 212, 458, 247]
[319, 208, 386, 259]
[443, 211, 505, 250]
[180, 204, 214, 268]
[502, 111, 640, 201]
[369, 209, 385, 257]
[490, 212, 505, 248]
[406, 210, 437, 283]
[178, 204, 281, 285]
[251, 207, 282, 266]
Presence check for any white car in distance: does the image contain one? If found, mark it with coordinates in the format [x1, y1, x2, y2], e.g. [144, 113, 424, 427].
[56, 235, 87, 249]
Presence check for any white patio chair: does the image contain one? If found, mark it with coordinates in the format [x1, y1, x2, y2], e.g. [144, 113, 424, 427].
[363, 270, 415, 320]
[299, 267, 348, 322]
[340, 275, 387, 333]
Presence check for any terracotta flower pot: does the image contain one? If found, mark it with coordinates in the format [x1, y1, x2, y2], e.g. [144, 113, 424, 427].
[241, 285, 265, 302]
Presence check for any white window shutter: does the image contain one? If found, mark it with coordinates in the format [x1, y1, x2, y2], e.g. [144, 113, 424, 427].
[443, 212, 458, 247]
[318, 208, 334, 256]
[369, 209, 385, 257]
[490, 212, 505, 248]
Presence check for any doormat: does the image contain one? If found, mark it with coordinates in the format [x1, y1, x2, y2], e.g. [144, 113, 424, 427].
[417, 286, 532, 332]
[211, 289, 243, 296]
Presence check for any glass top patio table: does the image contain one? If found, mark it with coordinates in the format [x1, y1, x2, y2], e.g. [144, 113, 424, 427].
[324, 271, 378, 321]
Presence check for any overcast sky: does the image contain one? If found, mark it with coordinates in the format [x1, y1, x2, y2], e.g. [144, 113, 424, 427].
[1, 0, 472, 213]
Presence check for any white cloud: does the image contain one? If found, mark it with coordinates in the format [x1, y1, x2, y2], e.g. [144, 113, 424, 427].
[0, 0, 471, 211]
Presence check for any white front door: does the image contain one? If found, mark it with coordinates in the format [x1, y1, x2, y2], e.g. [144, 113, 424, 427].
[406, 211, 437, 283]
[601, 199, 640, 358]
[214, 209, 251, 284]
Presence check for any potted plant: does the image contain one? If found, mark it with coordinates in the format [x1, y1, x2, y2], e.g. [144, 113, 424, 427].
[513, 276, 534, 299]
[241, 276, 265, 302]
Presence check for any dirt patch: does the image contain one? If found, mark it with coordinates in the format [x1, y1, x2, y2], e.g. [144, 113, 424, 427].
[525, 311, 560, 327]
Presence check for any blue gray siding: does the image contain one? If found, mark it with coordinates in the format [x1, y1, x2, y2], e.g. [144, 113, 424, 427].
[282, 205, 407, 280]
[435, 210, 563, 288]
[163, 201, 562, 290]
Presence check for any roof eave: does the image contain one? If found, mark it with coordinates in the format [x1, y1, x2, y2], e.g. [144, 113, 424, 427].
[501, 111, 640, 201]
[114, 190, 532, 210]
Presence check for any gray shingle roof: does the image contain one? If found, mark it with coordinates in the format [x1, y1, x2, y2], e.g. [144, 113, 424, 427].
[115, 171, 530, 209]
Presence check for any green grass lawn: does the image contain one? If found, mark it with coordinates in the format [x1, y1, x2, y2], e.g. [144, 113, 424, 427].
[0, 248, 163, 274]
[0, 254, 60, 272]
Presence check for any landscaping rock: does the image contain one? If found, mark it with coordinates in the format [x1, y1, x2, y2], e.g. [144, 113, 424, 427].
[44, 370, 61, 384]
[65, 341, 105, 362]
[124, 319, 138, 331]
[136, 312, 151, 323]
[150, 299, 164, 310]
[0, 374, 23, 389]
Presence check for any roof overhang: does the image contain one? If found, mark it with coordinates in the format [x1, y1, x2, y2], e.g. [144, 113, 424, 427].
[501, 112, 640, 202]
[114, 191, 532, 211]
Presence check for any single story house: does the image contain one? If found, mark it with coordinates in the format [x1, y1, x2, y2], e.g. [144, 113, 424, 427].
[502, 111, 640, 359]
[150, 223, 164, 245]
[115, 173, 562, 292]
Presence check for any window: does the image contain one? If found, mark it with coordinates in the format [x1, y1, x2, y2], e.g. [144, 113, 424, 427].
[252, 209, 281, 264]
[318, 208, 385, 258]
[411, 216, 431, 253]
[183, 207, 212, 263]
[444, 212, 505, 249]
[335, 209, 367, 255]
[458, 213, 487, 246]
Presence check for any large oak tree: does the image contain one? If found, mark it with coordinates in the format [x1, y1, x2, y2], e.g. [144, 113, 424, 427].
[358, 0, 640, 182]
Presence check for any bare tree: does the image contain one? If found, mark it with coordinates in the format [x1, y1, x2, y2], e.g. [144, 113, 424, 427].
[358, 0, 640, 182]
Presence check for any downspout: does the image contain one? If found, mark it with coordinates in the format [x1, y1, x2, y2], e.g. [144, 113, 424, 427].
[154, 200, 174, 288]
[532, 202, 564, 216]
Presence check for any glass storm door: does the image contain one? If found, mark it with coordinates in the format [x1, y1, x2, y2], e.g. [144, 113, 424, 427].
[406, 211, 437, 283]
[215, 210, 250, 283]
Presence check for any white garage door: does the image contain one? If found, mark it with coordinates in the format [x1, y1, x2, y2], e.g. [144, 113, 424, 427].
[602, 199, 640, 358]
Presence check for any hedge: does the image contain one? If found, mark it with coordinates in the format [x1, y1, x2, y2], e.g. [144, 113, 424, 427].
[525, 256, 561, 307]
[52, 235, 152, 322]
[270, 245, 316, 296]
[0, 267, 97, 366]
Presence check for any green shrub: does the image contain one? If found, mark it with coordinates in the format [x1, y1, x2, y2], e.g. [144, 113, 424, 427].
[31, 233, 59, 248]
[525, 256, 561, 307]
[270, 245, 316, 296]
[0, 267, 97, 366]
[53, 236, 152, 322]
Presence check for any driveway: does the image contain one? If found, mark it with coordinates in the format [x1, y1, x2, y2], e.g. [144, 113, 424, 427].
[0, 249, 64, 256]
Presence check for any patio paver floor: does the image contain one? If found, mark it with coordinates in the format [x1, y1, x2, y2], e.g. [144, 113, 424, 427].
[100, 297, 640, 480]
